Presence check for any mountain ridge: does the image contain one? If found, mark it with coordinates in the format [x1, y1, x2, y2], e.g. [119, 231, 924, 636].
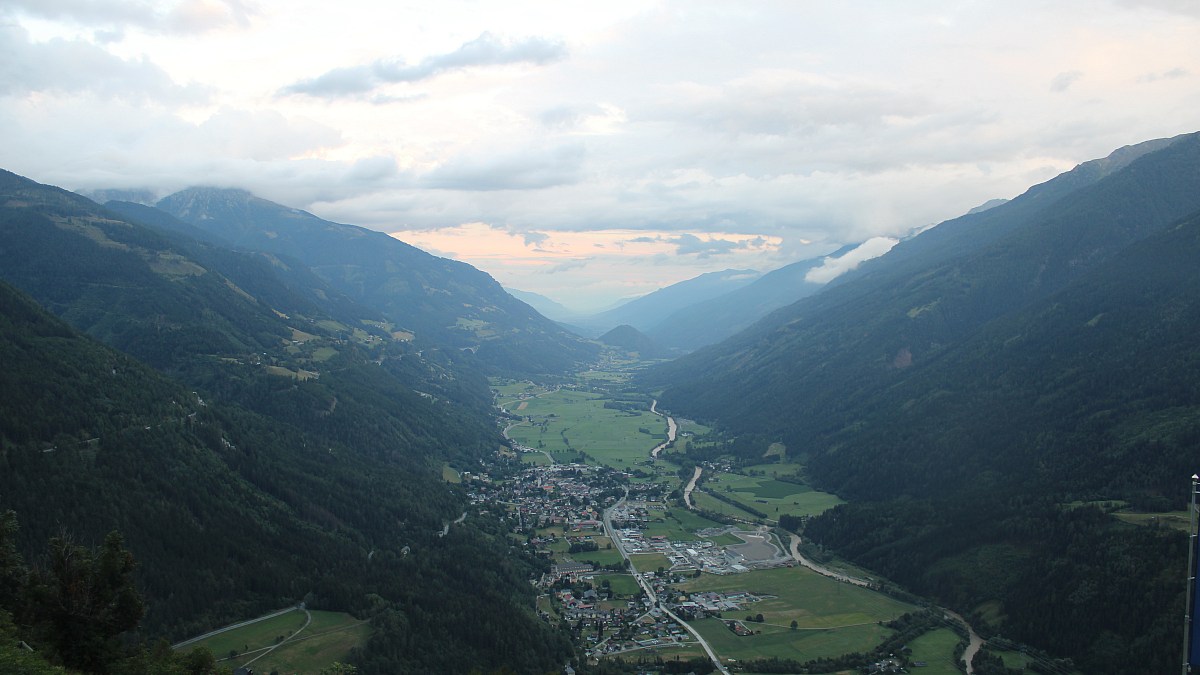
[153, 186, 598, 375]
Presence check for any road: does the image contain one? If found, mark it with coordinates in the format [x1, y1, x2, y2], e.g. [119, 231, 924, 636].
[603, 490, 730, 675]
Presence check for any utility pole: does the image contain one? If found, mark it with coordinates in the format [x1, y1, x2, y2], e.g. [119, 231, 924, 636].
[1183, 474, 1199, 675]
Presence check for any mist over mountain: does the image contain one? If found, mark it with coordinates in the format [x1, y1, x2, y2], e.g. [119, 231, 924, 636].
[504, 286, 581, 323]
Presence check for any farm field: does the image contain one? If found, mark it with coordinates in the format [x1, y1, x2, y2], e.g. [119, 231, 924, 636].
[905, 628, 963, 674]
[502, 388, 668, 467]
[595, 573, 641, 597]
[628, 552, 673, 573]
[703, 471, 844, 521]
[573, 545, 626, 568]
[688, 616, 893, 662]
[679, 566, 914, 630]
[693, 490, 763, 520]
[640, 508, 729, 542]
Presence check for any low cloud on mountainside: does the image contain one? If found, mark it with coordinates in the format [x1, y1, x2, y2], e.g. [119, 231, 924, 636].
[805, 237, 899, 284]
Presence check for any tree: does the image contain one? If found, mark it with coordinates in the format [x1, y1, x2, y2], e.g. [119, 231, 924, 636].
[22, 531, 144, 672]
[0, 511, 23, 609]
[790, 619, 798, 630]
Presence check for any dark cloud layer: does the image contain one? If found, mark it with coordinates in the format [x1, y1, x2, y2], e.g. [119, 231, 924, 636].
[282, 32, 567, 98]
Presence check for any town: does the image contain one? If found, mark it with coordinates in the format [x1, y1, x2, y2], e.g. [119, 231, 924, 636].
[463, 461, 797, 662]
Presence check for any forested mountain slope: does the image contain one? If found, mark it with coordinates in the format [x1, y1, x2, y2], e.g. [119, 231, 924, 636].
[649, 132, 1200, 453]
[643, 133, 1200, 673]
[0, 170, 573, 672]
[153, 187, 598, 375]
[0, 279, 571, 673]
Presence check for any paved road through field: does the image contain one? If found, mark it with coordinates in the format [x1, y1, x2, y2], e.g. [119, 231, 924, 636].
[603, 489, 730, 674]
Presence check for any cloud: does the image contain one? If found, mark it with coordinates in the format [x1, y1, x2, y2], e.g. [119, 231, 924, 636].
[282, 32, 567, 98]
[0, 23, 207, 102]
[1050, 70, 1084, 92]
[805, 237, 899, 284]
[1138, 67, 1190, 83]
[659, 233, 777, 259]
[539, 103, 626, 134]
[544, 258, 591, 274]
[521, 231, 550, 247]
[421, 143, 585, 191]
[655, 70, 931, 139]
[2, 0, 256, 35]
[1115, 0, 1200, 18]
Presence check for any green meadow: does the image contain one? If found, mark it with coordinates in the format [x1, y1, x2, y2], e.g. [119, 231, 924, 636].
[690, 617, 893, 662]
[703, 469, 844, 521]
[640, 508, 729, 542]
[178, 609, 369, 673]
[680, 565, 914, 630]
[676, 566, 914, 664]
[245, 611, 371, 674]
[503, 388, 668, 467]
[904, 628, 964, 674]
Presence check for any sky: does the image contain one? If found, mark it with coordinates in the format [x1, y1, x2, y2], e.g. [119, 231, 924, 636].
[2, 1, 1199, 311]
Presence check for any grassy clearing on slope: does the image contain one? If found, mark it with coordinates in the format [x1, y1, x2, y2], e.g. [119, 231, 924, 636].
[244, 611, 371, 674]
[1112, 510, 1191, 531]
[179, 609, 306, 659]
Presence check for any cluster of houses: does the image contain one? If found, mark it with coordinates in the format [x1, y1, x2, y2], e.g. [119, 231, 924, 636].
[468, 463, 625, 531]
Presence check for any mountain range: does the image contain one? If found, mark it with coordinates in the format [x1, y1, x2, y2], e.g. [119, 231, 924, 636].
[2, 128, 1199, 673]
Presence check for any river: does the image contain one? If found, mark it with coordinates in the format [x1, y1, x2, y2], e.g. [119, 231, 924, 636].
[649, 399, 678, 458]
